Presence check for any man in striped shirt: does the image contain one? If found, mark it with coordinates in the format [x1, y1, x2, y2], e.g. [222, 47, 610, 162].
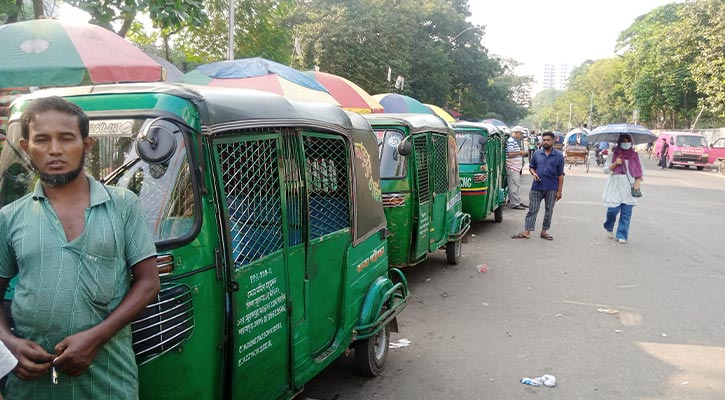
[0, 96, 160, 399]
[506, 126, 529, 210]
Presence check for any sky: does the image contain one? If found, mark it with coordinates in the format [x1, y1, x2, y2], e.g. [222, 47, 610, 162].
[468, 0, 677, 78]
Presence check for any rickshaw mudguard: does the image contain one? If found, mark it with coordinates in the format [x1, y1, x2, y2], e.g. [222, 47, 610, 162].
[354, 268, 409, 340]
[448, 211, 471, 242]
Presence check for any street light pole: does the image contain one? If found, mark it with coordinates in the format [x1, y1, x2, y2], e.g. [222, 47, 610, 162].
[228, 0, 235, 60]
[588, 93, 593, 129]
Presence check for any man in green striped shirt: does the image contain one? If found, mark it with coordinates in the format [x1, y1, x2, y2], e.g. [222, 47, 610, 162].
[0, 96, 160, 399]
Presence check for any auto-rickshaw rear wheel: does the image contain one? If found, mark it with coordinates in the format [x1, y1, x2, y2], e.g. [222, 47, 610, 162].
[494, 206, 504, 223]
[446, 239, 461, 264]
[355, 323, 390, 376]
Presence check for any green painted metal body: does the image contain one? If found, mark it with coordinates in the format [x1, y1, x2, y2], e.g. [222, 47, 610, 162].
[365, 114, 470, 268]
[0, 83, 408, 400]
[453, 122, 508, 222]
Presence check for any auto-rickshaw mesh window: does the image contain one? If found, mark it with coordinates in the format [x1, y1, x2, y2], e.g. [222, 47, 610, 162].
[432, 134, 448, 193]
[413, 136, 430, 203]
[455, 133, 486, 164]
[217, 138, 283, 267]
[302, 134, 350, 239]
[281, 132, 303, 247]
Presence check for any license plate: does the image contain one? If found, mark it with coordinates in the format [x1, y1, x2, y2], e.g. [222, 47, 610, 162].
[687, 161, 694, 164]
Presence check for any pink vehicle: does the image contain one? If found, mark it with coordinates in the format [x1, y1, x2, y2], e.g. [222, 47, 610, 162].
[708, 137, 725, 174]
[654, 131, 710, 170]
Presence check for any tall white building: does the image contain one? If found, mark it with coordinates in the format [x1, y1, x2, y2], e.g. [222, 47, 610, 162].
[540, 63, 573, 91]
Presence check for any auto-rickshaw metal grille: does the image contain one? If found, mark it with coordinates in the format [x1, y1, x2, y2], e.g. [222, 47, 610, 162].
[413, 136, 430, 203]
[217, 138, 284, 266]
[132, 283, 194, 365]
[432, 134, 449, 193]
[281, 132, 304, 247]
[302, 134, 350, 239]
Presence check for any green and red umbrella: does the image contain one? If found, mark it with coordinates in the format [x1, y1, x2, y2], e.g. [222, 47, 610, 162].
[304, 71, 383, 113]
[0, 19, 163, 89]
[373, 93, 436, 114]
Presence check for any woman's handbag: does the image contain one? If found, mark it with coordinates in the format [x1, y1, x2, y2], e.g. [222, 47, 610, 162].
[624, 160, 642, 197]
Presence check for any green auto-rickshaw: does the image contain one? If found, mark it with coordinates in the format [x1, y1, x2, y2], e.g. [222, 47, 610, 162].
[452, 121, 508, 223]
[364, 113, 470, 266]
[0, 83, 408, 399]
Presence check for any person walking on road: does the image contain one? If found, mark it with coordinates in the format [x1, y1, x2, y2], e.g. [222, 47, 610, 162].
[506, 126, 528, 210]
[512, 131, 565, 240]
[602, 133, 643, 244]
[528, 131, 538, 162]
[659, 137, 669, 169]
[0, 96, 160, 400]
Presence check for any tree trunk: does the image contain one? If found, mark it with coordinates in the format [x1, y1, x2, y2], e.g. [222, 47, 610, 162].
[32, 0, 44, 18]
[6, 0, 22, 23]
[117, 15, 134, 37]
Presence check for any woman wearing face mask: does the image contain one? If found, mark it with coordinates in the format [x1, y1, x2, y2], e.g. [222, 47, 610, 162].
[602, 134, 643, 243]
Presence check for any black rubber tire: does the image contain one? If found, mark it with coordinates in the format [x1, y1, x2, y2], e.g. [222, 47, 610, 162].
[667, 158, 674, 169]
[494, 205, 503, 223]
[719, 161, 725, 176]
[697, 166, 704, 171]
[355, 324, 390, 377]
[446, 239, 461, 265]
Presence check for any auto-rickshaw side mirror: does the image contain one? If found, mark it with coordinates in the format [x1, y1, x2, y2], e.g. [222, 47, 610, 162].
[136, 119, 179, 164]
[397, 140, 412, 156]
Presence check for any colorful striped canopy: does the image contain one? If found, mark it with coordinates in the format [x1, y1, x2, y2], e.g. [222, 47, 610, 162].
[304, 71, 383, 113]
[0, 19, 163, 88]
[424, 104, 456, 122]
[373, 93, 434, 114]
[180, 59, 340, 106]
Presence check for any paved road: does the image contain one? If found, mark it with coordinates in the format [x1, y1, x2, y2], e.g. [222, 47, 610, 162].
[300, 156, 725, 400]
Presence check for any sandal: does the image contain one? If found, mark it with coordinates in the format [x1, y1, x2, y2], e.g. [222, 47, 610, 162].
[511, 233, 530, 239]
[540, 233, 554, 241]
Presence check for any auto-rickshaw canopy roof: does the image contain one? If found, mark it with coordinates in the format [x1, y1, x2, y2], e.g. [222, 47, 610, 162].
[10, 82, 385, 245]
[452, 121, 499, 135]
[362, 113, 452, 136]
[12, 82, 373, 136]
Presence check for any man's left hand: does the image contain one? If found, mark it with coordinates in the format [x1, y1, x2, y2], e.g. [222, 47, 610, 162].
[556, 191, 563, 201]
[53, 329, 104, 377]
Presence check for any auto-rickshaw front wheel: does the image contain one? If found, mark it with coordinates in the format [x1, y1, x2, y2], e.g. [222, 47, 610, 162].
[446, 239, 462, 264]
[355, 323, 390, 376]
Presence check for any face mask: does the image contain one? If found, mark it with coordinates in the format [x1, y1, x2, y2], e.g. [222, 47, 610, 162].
[620, 142, 632, 150]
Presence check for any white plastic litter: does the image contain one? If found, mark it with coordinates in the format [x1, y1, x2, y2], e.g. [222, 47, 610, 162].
[389, 338, 412, 349]
[521, 374, 556, 388]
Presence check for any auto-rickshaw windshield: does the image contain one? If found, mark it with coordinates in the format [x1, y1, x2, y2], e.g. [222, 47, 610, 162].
[0, 118, 196, 242]
[375, 129, 407, 179]
[456, 132, 486, 164]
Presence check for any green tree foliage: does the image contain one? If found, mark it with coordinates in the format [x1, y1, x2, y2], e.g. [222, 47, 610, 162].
[673, 0, 725, 117]
[63, 0, 207, 37]
[177, 0, 294, 64]
[291, 0, 527, 121]
[616, 3, 699, 128]
[1, 0, 44, 23]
